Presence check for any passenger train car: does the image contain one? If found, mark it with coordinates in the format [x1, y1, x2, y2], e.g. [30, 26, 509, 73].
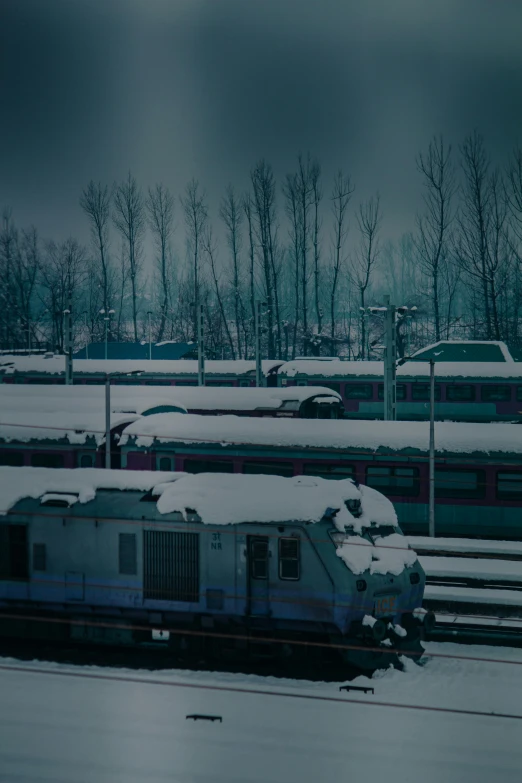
[2, 349, 522, 421]
[0, 467, 429, 670]
[0, 383, 343, 421]
[279, 359, 522, 422]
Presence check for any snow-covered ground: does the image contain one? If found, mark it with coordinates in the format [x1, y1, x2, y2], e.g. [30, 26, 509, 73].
[1, 643, 521, 783]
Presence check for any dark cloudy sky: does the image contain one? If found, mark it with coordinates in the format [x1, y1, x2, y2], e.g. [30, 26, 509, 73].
[1, 0, 522, 244]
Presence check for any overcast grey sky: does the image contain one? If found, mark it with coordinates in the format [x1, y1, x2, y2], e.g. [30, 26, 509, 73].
[1, 0, 522, 245]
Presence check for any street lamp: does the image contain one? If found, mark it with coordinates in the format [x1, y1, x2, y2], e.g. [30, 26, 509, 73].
[99, 308, 115, 360]
[104, 370, 143, 469]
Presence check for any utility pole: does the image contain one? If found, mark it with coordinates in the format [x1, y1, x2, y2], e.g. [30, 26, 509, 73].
[383, 295, 396, 421]
[255, 300, 264, 387]
[105, 375, 111, 469]
[429, 359, 436, 537]
[147, 311, 152, 360]
[197, 303, 205, 386]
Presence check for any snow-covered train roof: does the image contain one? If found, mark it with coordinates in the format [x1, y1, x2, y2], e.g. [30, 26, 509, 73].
[0, 356, 282, 377]
[0, 384, 341, 414]
[120, 413, 522, 456]
[0, 411, 141, 445]
[280, 358, 522, 379]
[409, 340, 515, 363]
[0, 467, 396, 534]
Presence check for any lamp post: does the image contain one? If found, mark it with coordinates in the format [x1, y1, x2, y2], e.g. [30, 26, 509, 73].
[100, 308, 115, 360]
[104, 370, 142, 469]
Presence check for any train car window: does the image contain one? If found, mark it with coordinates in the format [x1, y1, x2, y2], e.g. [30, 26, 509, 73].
[517, 386, 522, 402]
[365, 466, 419, 496]
[496, 472, 522, 500]
[279, 538, 300, 580]
[175, 380, 198, 386]
[159, 457, 173, 471]
[411, 383, 441, 401]
[144, 380, 171, 386]
[79, 454, 94, 468]
[184, 459, 234, 474]
[30, 453, 65, 468]
[344, 383, 373, 400]
[119, 533, 137, 575]
[481, 385, 512, 402]
[378, 384, 406, 400]
[205, 381, 235, 386]
[296, 380, 308, 386]
[303, 463, 355, 480]
[435, 469, 485, 499]
[239, 380, 251, 387]
[250, 539, 269, 579]
[243, 461, 294, 477]
[0, 525, 28, 580]
[32, 543, 47, 572]
[0, 452, 24, 466]
[85, 379, 103, 385]
[446, 385, 476, 402]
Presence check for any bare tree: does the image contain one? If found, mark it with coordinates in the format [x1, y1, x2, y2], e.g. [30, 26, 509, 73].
[14, 227, 40, 348]
[455, 132, 493, 338]
[251, 160, 280, 358]
[147, 183, 174, 342]
[311, 161, 322, 337]
[243, 193, 256, 339]
[0, 208, 17, 347]
[351, 194, 381, 358]
[414, 135, 456, 341]
[181, 178, 208, 338]
[329, 171, 354, 342]
[113, 172, 145, 341]
[220, 185, 244, 358]
[40, 238, 86, 351]
[203, 226, 235, 358]
[283, 172, 302, 358]
[80, 181, 113, 316]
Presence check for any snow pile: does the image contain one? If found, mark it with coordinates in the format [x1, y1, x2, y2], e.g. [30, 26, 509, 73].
[0, 411, 140, 444]
[336, 532, 417, 576]
[0, 467, 185, 514]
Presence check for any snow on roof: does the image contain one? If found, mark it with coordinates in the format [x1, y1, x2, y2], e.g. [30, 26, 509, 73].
[280, 358, 522, 379]
[0, 412, 140, 444]
[0, 467, 396, 533]
[155, 473, 396, 532]
[0, 356, 282, 377]
[0, 384, 340, 414]
[409, 340, 514, 363]
[336, 531, 416, 576]
[0, 467, 185, 514]
[119, 413, 522, 456]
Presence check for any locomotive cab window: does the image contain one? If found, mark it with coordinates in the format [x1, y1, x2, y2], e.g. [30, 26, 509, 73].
[344, 383, 373, 400]
[365, 466, 419, 496]
[279, 538, 300, 580]
[481, 385, 512, 402]
[446, 385, 476, 402]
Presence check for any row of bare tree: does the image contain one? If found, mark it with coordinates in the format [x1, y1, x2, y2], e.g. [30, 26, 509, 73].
[2, 132, 522, 359]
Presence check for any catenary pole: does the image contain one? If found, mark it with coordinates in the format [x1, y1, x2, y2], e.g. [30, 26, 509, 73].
[197, 303, 205, 386]
[105, 375, 111, 469]
[383, 295, 397, 421]
[255, 300, 264, 387]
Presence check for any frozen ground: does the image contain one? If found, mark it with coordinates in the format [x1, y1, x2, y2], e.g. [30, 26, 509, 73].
[1, 643, 522, 783]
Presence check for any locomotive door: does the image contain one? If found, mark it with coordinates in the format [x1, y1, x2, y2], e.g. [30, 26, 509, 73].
[247, 535, 270, 616]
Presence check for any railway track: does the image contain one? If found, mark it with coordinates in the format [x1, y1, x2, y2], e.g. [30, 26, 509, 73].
[409, 536, 522, 646]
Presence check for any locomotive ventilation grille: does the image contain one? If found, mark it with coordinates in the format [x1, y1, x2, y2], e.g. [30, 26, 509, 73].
[143, 531, 199, 602]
